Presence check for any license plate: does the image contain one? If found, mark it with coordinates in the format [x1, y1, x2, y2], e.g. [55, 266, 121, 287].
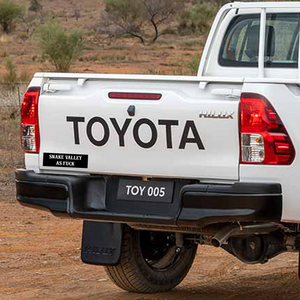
[117, 179, 174, 203]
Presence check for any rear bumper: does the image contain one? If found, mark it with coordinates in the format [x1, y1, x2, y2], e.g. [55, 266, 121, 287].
[16, 169, 283, 228]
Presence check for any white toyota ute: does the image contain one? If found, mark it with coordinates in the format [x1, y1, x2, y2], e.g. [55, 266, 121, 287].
[16, 2, 300, 293]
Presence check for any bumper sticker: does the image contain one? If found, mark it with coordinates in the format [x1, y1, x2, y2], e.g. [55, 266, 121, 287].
[43, 153, 88, 168]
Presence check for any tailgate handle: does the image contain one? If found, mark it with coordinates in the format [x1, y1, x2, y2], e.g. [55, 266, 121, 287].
[211, 88, 241, 99]
[43, 83, 72, 93]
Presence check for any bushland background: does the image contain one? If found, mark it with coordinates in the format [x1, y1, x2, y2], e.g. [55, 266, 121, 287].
[0, 0, 226, 199]
[0, 0, 223, 173]
[0, 0, 295, 176]
[1, 1, 300, 300]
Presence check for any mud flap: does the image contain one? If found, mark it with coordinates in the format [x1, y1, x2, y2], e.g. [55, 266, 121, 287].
[81, 221, 122, 266]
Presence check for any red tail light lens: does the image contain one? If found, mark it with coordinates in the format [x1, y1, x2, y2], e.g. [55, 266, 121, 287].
[108, 92, 162, 100]
[21, 87, 40, 153]
[240, 93, 295, 165]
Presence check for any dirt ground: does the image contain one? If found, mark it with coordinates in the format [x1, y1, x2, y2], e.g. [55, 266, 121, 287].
[1, 175, 300, 300]
[2, 1, 300, 299]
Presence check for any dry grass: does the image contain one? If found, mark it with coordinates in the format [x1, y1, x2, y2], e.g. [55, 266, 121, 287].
[0, 165, 17, 201]
[0, 86, 25, 168]
[0, 116, 23, 168]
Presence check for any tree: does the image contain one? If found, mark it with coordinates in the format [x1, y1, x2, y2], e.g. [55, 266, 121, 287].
[40, 20, 84, 72]
[73, 8, 80, 21]
[23, 0, 46, 38]
[102, 0, 183, 44]
[21, 13, 42, 38]
[0, 0, 24, 34]
[141, 0, 183, 43]
[29, 0, 42, 13]
[104, 0, 146, 44]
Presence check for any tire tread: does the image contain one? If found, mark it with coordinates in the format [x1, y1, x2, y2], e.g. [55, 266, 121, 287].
[105, 226, 196, 293]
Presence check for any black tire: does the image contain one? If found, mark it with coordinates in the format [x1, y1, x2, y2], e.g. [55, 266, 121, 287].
[105, 226, 197, 293]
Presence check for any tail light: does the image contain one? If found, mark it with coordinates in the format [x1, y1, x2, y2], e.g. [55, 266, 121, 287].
[21, 87, 40, 153]
[240, 93, 295, 165]
[108, 92, 162, 100]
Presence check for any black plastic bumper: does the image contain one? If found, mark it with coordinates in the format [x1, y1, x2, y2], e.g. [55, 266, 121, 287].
[16, 169, 282, 227]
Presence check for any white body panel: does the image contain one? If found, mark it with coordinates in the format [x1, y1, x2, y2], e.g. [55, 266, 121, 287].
[24, 2, 300, 222]
[37, 79, 240, 180]
[240, 83, 300, 222]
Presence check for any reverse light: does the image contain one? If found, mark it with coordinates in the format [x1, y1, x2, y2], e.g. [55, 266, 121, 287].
[240, 93, 295, 165]
[21, 87, 40, 153]
[241, 133, 264, 163]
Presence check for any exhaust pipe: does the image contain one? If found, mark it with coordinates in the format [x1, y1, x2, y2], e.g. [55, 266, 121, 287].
[211, 223, 279, 248]
[211, 225, 240, 248]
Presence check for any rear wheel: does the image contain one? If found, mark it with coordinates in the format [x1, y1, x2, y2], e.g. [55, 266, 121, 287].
[105, 226, 197, 293]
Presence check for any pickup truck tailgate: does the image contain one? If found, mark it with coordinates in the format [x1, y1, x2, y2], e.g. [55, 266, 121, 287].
[38, 77, 240, 180]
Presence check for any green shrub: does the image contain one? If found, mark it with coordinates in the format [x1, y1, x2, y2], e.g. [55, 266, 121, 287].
[29, 0, 42, 13]
[184, 53, 201, 75]
[18, 70, 30, 83]
[178, 3, 219, 36]
[18, 31, 29, 41]
[2, 58, 18, 86]
[40, 20, 84, 72]
[0, 0, 24, 34]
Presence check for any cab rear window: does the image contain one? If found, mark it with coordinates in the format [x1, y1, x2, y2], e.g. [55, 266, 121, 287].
[219, 13, 300, 68]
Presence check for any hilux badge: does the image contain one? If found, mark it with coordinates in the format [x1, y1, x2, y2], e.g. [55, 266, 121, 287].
[199, 111, 234, 119]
